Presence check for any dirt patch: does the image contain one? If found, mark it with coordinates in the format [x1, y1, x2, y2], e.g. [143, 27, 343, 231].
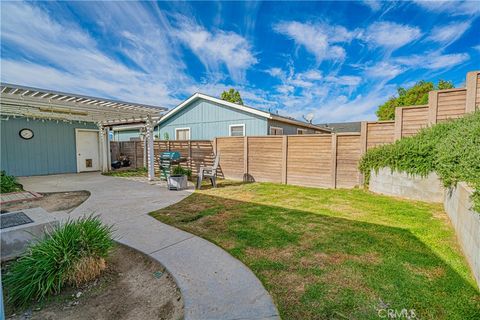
[1, 191, 90, 213]
[5, 244, 183, 320]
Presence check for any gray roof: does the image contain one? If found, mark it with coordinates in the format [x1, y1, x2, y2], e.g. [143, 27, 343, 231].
[315, 121, 362, 133]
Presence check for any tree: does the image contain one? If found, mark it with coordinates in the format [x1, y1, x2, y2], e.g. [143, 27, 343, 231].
[220, 88, 244, 105]
[376, 80, 454, 120]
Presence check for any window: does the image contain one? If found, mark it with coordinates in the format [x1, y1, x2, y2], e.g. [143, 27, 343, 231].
[229, 124, 245, 136]
[270, 126, 283, 135]
[297, 128, 308, 135]
[175, 128, 190, 140]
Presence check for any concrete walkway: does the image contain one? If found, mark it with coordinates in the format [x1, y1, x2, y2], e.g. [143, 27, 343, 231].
[19, 172, 279, 320]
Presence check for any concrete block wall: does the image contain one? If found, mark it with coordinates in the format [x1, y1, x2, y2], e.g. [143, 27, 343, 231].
[369, 168, 444, 203]
[444, 182, 480, 288]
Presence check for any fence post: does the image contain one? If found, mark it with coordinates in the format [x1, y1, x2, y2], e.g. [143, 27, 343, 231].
[167, 140, 170, 152]
[133, 141, 137, 168]
[428, 91, 438, 125]
[281, 136, 288, 184]
[213, 138, 217, 155]
[331, 133, 337, 189]
[466, 71, 479, 113]
[394, 107, 403, 140]
[243, 136, 248, 179]
[188, 140, 192, 170]
[359, 123, 367, 186]
[143, 139, 147, 168]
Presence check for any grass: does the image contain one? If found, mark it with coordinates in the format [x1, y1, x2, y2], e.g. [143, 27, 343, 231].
[102, 167, 147, 177]
[150, 180, 480, 320]
[3, 216, 114, 308]
[1, 170, 22, 193]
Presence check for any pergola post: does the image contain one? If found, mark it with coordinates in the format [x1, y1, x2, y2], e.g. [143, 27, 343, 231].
[98, 124, 109, 173]
[146, 117, 155, 181]
[106, 127, 112, 171]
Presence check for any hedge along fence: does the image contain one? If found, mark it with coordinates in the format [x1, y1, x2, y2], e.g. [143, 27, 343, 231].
[360, 111, 480, 209]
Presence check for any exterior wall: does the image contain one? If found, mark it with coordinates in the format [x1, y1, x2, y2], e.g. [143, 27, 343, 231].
[267, 120, 315, 135]
[0, 117, 96, 176]
[444, 182, 480, 288]
[369, 168, 445, 202]
[112, 129, 141, 141]
[157, 99, 268, 140]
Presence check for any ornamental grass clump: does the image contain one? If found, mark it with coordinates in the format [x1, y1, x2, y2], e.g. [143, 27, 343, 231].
[359, 111, 480, 211]
[1, 170, 22, 193]
[3, 216, 114, 307]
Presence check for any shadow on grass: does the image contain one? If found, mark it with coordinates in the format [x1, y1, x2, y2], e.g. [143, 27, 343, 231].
[151, 191, 480, 320]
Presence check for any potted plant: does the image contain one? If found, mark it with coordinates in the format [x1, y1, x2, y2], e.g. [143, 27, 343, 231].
[168, 165, 192, 190]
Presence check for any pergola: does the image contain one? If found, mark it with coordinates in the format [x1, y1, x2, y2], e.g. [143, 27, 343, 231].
[0, 83, 167, 180]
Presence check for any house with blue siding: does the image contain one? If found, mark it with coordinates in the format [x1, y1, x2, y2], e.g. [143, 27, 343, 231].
[157, 93, 329, 140]
[1, 83, 165, 177]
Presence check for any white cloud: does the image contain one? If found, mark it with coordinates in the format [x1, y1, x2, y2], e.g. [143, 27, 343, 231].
[427, 21, 471, 46]
[394, 52, 469, 70]
[273, 21, 354, 63]
[361, 0, 382, 12]
[174, 18, 257, 82]
[413, 0, 480, 16]
[361, 21, 421, 50]
[0, 1, 190, 107]
[364, 61, 405, 81]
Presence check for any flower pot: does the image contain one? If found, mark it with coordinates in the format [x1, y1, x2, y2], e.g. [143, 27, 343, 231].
[168, 175, 187, 191]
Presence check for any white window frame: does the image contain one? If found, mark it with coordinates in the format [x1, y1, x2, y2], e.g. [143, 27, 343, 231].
[175, 127, 191, 140]
[269, 126, 284, 135]
[229, 123, 245, 137]
[297, 128, 308, 134]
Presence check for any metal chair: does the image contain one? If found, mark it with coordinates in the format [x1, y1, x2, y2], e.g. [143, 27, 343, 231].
[196, 153, 220, 189]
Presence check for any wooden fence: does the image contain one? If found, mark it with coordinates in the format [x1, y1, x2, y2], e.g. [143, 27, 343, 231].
[213, 133, 362, 188]
[110, 70, 479, 189]
[110, 140, 217, 177]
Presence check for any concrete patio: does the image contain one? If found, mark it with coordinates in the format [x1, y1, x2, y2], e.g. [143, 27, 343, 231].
[18, 172, 279, 320]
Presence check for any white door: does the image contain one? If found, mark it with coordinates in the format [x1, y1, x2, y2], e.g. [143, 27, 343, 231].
[76, 130, 100, 172]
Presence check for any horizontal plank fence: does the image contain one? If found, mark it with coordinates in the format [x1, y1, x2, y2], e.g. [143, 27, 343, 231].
[110, 70, 479, 189]
[110, 140, 218, 177]
[214, 133, 363, 188]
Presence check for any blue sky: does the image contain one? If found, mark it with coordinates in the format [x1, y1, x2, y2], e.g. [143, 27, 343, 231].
[1, 1, 479, 122]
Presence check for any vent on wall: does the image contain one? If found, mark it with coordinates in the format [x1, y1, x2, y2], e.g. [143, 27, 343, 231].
[86, 159, 92, 168]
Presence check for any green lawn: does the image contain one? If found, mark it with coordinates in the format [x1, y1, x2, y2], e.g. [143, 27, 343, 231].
[150, 181, 480, 319]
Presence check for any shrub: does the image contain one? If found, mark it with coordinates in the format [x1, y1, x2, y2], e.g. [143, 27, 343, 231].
[172, 165, 192, 178]
[1, 170, 22, 193]
[3, 216, 114, 307]
[359, 111, 480, 211]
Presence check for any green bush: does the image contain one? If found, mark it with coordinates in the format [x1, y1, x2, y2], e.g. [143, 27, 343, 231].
[3, 216, 114, 307]
[172, 165, 192, 178]
[1, 170, 22, 193]
[359, 111, 480, 211]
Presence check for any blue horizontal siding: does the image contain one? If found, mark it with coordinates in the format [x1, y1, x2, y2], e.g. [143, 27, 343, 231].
[268, 120, 315, 135]
[0, 117, 96, 176]
[157, 99, 268, 140]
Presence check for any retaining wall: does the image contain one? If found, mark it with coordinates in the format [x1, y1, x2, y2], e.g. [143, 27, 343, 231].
[444, 182, 480, 288]
[369, 168, 444, 202]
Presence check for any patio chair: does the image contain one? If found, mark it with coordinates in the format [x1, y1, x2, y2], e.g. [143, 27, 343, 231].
[196, 153, 220, 189]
